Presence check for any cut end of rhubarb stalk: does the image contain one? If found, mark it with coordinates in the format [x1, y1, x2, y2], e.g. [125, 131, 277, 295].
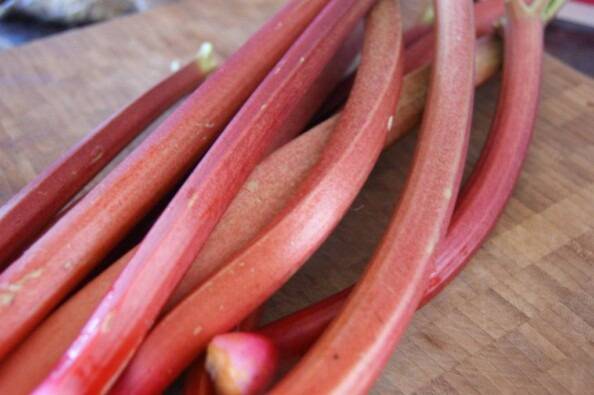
[195, 42, 218, 74]
[206, 333, 279, 395]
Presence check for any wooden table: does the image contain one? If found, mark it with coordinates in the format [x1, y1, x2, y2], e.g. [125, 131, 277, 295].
[1, 1, 593, 393]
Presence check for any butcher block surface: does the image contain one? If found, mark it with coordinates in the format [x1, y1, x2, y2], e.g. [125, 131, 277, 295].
[0, 1, 593, 393]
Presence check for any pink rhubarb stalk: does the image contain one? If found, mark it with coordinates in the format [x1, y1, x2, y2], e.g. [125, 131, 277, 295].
[110, 0, 404, 392]
[0, 46, 215, 270]
[0, 35, 502, 395]
[270, 0, 476, 393]
[205, 2, 554, 388]
[0, 0, 333, 360]
[34, 0, 377, 393]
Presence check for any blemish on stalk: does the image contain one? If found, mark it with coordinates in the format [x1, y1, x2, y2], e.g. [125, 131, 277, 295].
[193, 326, 203, 336]
[188, 193, 200, 208]
[0, 268, 44, 305]
[260, 104, 268, 111]
[91, 148, 104, 164]
[299, 57, 306, 64]
[170, 59, 181, 72]
[196, 42, 217, 73]
[443, 187, 452, 199]
[425, 236, 438, 256]
[101, 312, 114, 333]
[0, 293, 15, 306]
[387, 116, 394, 130]
[205, 121, 215, 128]
[63, 260, 76, 270]
[246, 180, 259, 193]
[274, 66, 282, 75]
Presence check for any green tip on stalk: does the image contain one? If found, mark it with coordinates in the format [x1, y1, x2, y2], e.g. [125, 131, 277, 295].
[195, 42, 218, 74]
[505, 0, 567, 21]
[542, 0, 567, 22]
[419, 4, 435, 25]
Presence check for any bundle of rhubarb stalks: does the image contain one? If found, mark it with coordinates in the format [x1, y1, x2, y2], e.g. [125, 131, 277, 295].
[0, 0, 565, 393]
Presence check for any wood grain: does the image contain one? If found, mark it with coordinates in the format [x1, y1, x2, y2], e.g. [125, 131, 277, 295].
[0, 1, 592, 393]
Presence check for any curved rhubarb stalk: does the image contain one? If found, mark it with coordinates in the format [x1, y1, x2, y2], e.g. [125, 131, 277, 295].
[206, 3, 552, 387]
[0, 35, 501, 395]
[34, 0, 377, 393]
[426, 0, 555, 299]
[0, 46, 214, 270]
[110, 1, 404, 393]
[0, 0, 334, 360]
[271, 1, 475, 393]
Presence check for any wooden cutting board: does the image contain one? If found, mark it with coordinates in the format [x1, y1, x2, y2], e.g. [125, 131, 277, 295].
[1, 1, 593, 393]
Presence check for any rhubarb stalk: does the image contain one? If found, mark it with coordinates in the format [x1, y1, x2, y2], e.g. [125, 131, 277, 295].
[0, 45, 215, 270]
[0, 0, 333, 360]
[34, 0, 377, 393]
[271, 0, 475, 393]
[110, 0, 403, 392]
[206, 2, 554, 388]
[184, 358, 215, 395]
[0, 34, 502, 395]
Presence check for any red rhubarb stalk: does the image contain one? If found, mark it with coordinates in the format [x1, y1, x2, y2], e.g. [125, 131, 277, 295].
[424, 0, 553, 300]
[0, 45, 215, 270]
[0, 35, 501, 395]
[0, 0, 333, 360]
[110, 1, 403, 392]
[206, 3, 555, 388]
[271, 0, 475, 393]
[34, 0, 377, 393]
[184, 358, 216, 395]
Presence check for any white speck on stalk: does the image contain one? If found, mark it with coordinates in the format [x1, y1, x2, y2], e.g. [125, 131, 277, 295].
[170, 59, 181, 72]
[193, 326, 203, 336]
